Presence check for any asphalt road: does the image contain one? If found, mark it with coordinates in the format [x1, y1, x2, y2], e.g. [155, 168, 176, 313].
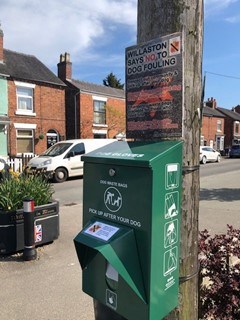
[199, 158, 240, 234]
[53, 157, 240, 206]
[200, 156, 240, 178]
[53, 177, 83, 206]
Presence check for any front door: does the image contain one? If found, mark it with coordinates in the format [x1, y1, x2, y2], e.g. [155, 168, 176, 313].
[47, 130, 59, 149]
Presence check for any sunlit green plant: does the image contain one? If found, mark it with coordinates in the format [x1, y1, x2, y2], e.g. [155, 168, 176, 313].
[0, 174, 54, 211]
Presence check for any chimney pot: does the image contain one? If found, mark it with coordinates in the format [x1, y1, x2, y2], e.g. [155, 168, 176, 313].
[65, 52, 70, 62]
[60, 54, 65, 62]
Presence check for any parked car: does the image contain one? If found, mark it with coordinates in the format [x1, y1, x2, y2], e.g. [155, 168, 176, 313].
[200, 146, 221, 164]
[229, 145, 240, 158]
[25, 139, 116, 183]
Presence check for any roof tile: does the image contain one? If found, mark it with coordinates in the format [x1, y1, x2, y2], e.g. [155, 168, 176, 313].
[70, 79, 125, 99]
[218, 107, 240, 121]
[0, 49, 65, 87]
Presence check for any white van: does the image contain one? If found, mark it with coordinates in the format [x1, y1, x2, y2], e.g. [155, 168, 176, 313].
[26, 139, 116, 182]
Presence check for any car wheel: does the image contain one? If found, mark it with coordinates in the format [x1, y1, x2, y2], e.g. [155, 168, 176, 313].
[53, 168, 68, 183]
[216, 155, 220, 162]
[201, 156, 207, 164]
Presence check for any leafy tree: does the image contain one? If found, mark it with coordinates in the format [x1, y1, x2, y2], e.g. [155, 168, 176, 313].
[106, 104, 125, 138]
[103, 72, 124, 89]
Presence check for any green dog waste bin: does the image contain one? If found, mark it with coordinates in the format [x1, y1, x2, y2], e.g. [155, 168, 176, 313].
[74, 140, 182, 320]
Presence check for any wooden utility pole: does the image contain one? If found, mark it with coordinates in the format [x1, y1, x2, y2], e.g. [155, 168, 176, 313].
[137, 1, 203, 319]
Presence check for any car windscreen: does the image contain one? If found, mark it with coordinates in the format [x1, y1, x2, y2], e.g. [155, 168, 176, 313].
[231, 145, 240, 150]
[40, 143, 73, 157]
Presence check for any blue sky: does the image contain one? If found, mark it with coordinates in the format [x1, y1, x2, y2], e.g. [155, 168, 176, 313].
[0, 0, 240, 109]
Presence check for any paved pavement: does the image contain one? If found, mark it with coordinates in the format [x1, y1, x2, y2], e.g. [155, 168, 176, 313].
[0, 204, 95, 320]
[0, 169, 239, 320]
[199, 169, 240, 234]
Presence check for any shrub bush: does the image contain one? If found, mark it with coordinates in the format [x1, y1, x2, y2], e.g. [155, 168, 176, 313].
[199, 225, 240, 319]
[0, 173, 54, 211]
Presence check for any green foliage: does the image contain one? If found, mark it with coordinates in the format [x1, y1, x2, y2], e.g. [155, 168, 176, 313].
[103, 72, 124, 89]
[38, 133, 45, 140]
[106, 104, 125, 137]
[0, 174, 54, 211]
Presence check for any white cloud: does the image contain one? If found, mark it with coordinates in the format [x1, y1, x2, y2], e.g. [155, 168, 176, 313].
[205, 0, 238, 8]
[205, 0, 239, 16]
[225, 14, 240, 23]
[1, 0, 237, 84]
[0, 0, 137, 68]
[1, 0, 235, 60]
[0, 0, 237, 65]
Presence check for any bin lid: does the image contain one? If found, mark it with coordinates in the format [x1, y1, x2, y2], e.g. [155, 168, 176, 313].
[82, 140, 182, 168]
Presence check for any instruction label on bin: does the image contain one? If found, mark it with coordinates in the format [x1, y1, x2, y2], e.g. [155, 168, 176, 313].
[84, 221, 119, 241]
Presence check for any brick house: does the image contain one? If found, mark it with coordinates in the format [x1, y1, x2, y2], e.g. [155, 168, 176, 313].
[217, 105, 240, 149]
[0, 27, 66, 158]
[201, 98, 225, 151]
[57, 53, 125, 140]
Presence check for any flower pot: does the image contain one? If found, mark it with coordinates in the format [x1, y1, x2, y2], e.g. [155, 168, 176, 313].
[0, 200, 59, 255]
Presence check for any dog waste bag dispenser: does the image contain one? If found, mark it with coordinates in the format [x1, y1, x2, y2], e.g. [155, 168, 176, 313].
[74, 140, 183, 320]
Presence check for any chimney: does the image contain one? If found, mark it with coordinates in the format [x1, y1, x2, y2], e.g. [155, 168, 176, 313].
[206, 97, 217, 109]
[0, 26, 3, 62]
[233, 105, 240, 114]
[57, 52, 72, 81]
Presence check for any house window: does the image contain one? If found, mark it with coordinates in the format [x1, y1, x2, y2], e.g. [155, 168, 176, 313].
[235, 122, 239, 134]
[17, 87, 34, 112]
[16, 129, 34, 154]
[217, 120, 222, 132]
[93, 100, 106, 125]
[94, 133, 106, 139]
